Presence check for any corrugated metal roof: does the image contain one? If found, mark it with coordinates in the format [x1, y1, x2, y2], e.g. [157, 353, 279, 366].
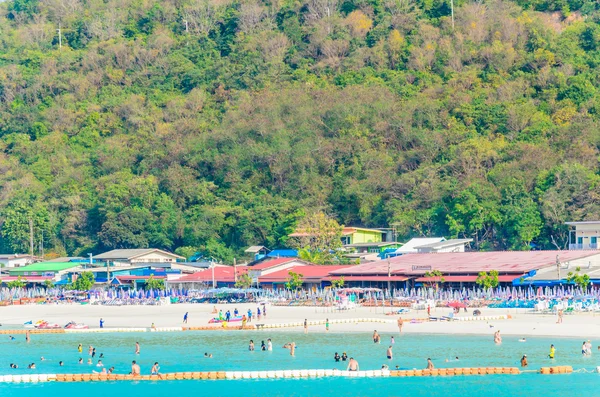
[94, 249, 184, 260]
[330, 251, 600, 276]
[414, 275, 524, 282]
[249, 258, 300, 270]
[414, 239, 473, 249]
[244, 246, 269, 253]
[258, 265, 352, 282]
[322, 275, 410, 282]
[395, 238, 445, 253]
[10, 262, 81, 272]
[176, 266, 248, 283]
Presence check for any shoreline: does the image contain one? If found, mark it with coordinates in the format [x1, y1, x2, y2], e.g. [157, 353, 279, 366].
[2, 303, 600, 339]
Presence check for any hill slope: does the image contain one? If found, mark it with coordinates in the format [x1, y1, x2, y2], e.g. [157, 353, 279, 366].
[0, 0, 599, 260]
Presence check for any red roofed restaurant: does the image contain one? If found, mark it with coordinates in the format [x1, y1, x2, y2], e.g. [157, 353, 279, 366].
[168, 250, 600, 290]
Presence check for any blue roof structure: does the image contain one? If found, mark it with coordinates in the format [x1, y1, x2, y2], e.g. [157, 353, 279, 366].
[267, 249, 298, 258]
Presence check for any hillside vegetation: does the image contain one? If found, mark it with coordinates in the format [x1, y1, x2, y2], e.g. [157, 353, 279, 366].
[0, 0, 599, 261]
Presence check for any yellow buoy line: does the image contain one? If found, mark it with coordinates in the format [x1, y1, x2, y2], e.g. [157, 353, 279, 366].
[0, 366, 578, 383]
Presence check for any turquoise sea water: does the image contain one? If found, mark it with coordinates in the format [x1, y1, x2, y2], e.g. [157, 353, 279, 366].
[0, 331, 598, 396]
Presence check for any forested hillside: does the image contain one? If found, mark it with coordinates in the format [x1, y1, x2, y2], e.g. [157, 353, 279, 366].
[0, 0, 599, 261]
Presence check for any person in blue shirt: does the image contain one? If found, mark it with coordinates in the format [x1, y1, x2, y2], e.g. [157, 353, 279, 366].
[226, 310, 231, 321]
[99, 318, 104, 328]
[183, 312, 188, 323]
[247, 309, 252, 323]
[234, 308, 239, 316]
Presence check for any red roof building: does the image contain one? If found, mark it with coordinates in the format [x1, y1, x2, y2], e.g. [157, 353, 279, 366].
[258, 265, 352, 287]
[327, 250, 600, 286]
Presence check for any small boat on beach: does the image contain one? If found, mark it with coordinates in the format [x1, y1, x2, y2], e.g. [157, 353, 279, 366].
[35, 321, 61, 329]
[64, 321, 89, 329]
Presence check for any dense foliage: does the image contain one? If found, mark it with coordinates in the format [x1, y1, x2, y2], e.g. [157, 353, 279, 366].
[0, 0, 599, 262]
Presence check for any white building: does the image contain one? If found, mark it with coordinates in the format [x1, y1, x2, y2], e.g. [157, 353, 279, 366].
[0, 254, 39, 269]
[414, 238, 473, 253]
[93, 249, 185, 266]
[566, 221, 600, 250]
[392, 238, 472, 255]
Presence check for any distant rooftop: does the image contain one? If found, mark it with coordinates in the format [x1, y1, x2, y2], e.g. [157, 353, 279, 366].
[565, 221, 600, 225]
[414, 239, 473, 249]
[94, 249, 184, 260]
[395, 238, 445, 253]
[11, 262, 81, 272]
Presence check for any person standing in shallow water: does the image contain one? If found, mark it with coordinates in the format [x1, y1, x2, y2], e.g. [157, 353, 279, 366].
[135, 342, 140, 355]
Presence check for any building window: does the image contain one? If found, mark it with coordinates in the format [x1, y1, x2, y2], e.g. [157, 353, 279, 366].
[341, 237, 351, 245]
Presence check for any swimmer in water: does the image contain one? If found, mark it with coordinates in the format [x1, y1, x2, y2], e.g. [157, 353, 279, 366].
[341, 352, 348, 361]
[261, 341, 266, 351]
[391, 336, 395, 345]
[78, 344, 82, 353]
[88, 346, 93, 355]
[9, 336, 15, 340]
[151, 362, 160, 375]
[130, 360, 140, 376]
[78, 358, 83, 364]
[249, 340, 255, 351]
[373, 330, 380, 344]
[96, 360, 103, 367]
[426, 358, 434, 370]
[549, 344, 555, 359]
[267, 339, 273, 351]
[334, 352, 341, 362]
[40, 357, 45, 361]
[59, 361, 64, 366]
[386, 346, 393, 360]
[135, 342, 140, 355]
[519, 338, 526, 342]
[521, 355, 528, 367]
[347, 358, 359, 371]
[87, 358, 93, 365]
[494, 330, 502, 344]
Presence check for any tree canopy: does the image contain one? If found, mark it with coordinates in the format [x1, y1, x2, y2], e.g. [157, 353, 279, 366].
[0, 0, 599, 261]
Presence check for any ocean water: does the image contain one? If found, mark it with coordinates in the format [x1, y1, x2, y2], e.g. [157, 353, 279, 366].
[0, 331, 598, 396]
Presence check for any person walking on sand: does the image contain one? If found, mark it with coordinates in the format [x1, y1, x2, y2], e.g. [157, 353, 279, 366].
[387, 346, 393, 360]
[135, 342, 140, 355]
[241, 315, 247, 329]
[326, 318, 329, 332]
[427, 305, 431, 317]
[557, 309, 563, 324]
[304, 319, 308, 334]
[397, 317, 403, 334]
[183, 312, 188, 324]
[26, 330, 30, 343]
[99, 318, 104, 328]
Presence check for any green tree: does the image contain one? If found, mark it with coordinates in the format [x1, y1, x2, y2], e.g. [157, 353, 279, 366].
[7, 276, 27, 288]
[70, 271, 95, 291]
[234, 272, 253, 289]
[285, 271, 304, 290]
[289, 213, 343, 264]
[566, 267, 591, 292]
[330, 277, 345, 288]
[145, 274, 165, 290]
[43, 279, 54, 289]
[476, 270, 499, 291]
[423, 270, 445, 291]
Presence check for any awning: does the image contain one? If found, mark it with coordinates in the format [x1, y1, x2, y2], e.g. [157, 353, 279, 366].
[322, 276, 410, 282]
[415, 275, 525, 282]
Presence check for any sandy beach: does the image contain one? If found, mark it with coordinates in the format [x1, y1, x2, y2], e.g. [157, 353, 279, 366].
[2, 304, 600, 339]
